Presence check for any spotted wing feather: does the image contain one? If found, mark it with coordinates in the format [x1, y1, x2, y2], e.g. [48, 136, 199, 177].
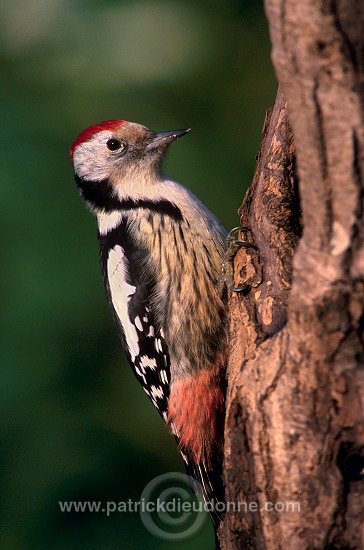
[98, 220, 170, 418]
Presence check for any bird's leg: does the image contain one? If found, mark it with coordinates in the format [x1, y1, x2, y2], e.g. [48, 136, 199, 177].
[219, 227, 261, 293]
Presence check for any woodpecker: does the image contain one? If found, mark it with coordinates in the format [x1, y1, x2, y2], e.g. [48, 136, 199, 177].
[70, 120, 228, 531]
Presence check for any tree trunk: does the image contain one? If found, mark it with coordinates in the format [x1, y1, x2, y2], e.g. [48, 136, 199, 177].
[219, 2, 364, 549]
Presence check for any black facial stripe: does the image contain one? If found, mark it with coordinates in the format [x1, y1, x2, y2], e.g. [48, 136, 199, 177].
[75, 174, 122, 212]
[75, 174, 183, 221]
[118, 198, 183, 222]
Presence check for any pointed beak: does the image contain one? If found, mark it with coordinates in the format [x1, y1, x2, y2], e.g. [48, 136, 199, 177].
[146, 128, 190, 151]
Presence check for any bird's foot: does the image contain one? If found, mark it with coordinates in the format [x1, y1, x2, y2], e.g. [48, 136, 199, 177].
[219, 227, 262, 294]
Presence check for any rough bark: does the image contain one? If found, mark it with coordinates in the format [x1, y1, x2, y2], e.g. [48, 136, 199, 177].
[219, 2, 364, 549]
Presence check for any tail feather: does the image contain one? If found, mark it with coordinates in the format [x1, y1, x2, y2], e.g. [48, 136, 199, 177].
[184, 453, 225, 541]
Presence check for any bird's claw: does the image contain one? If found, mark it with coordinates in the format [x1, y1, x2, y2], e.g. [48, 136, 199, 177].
[220, 227, 261, 293]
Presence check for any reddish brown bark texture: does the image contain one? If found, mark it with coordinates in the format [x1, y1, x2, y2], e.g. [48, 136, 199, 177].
[219, 2, 364, 549]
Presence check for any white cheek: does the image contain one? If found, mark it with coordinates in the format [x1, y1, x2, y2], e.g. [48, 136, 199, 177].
[73, 144, 109, 181]
[73, 131, 116, 182]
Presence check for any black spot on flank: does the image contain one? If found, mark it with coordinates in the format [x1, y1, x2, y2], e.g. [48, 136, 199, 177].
[147, 212, 154, 231]
[178, 225, 187, 251]
[202, 244, 214, 271]
[192, 276, 201, 300]
[172, 227, 178, 248]
[205, 267, 216, 285]
[171, 226, 181, 263]
[175, 276, 182, 295]
[157, 229, 163, 258]
[153, 229, 162, 261]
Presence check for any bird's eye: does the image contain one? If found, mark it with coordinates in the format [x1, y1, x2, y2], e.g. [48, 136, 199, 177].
[106, 139, 123, 151]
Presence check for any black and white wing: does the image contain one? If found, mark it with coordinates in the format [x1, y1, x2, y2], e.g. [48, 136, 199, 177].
[98, 222, 170, 419]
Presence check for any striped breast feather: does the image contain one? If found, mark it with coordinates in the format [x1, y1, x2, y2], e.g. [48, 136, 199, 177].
[99, 226, 171, 419]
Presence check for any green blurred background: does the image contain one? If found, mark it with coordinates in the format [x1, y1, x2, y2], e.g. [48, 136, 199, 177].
[1, 1, 276, 548]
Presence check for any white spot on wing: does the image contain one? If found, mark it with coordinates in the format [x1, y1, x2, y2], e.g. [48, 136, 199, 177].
[107, 246, 139, 361]
[160, 369, 168, 384]
[154, 339, 163, 353]
[148, 326, 155, 337]
[151, 385, 164, 399]
[140, 355, 157, 371]
[135, 316, 143, 332]
[134, 364, 146, 384]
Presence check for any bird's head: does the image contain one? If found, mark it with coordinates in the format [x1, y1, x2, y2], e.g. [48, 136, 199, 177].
[71, 120, 190, 180]
[70, 120, 189, 212]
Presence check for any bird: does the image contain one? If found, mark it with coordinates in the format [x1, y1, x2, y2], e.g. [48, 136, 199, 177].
[70, 119, 228, 537]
